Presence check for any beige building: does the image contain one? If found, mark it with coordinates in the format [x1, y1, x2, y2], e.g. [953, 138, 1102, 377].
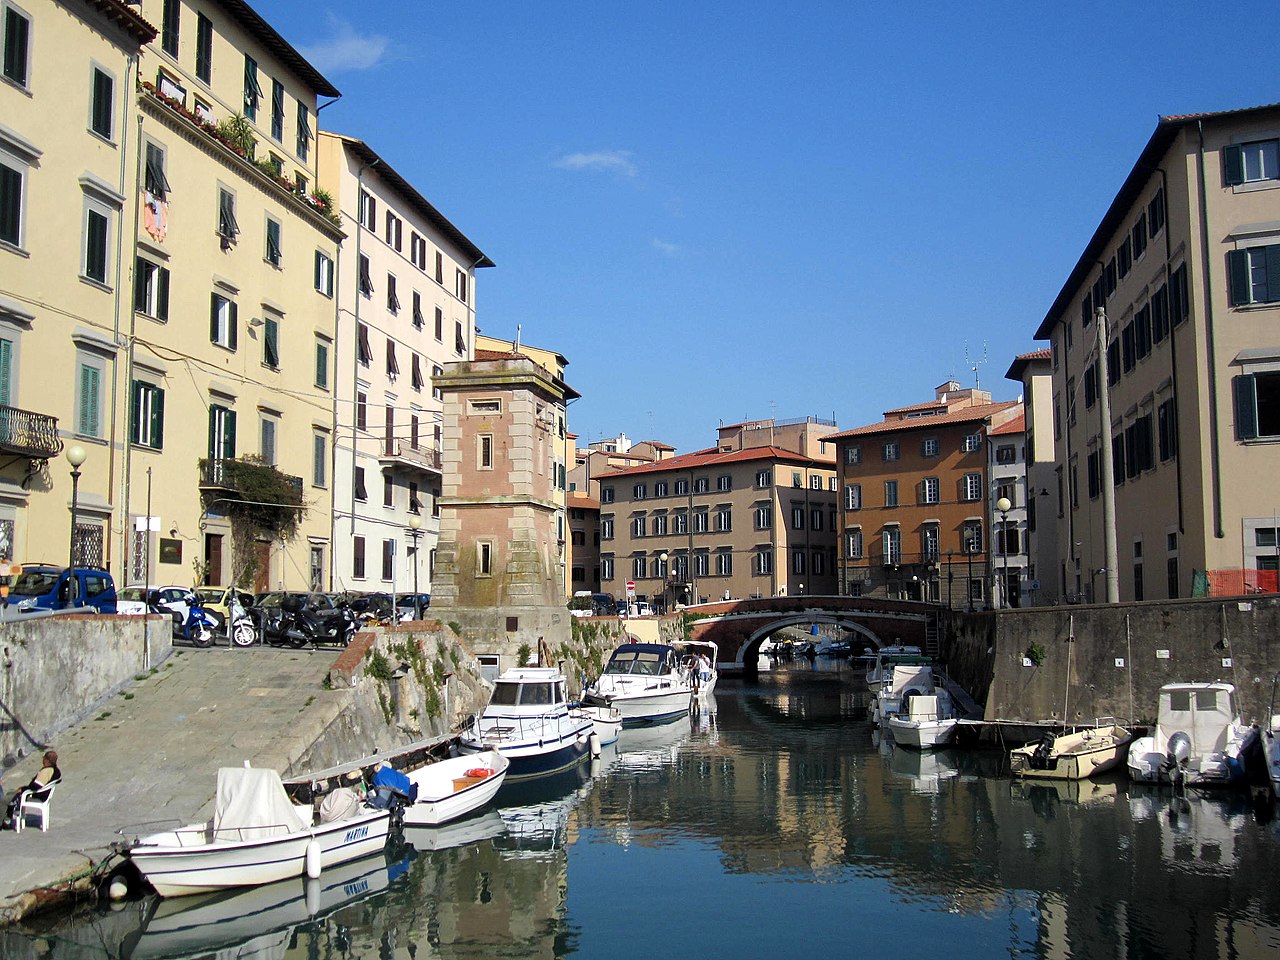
[318, 133, 491, 596]
[1037, 104, 1280, 601]
[596, 418, 840, 606]
[1005, 349, 1060, 605]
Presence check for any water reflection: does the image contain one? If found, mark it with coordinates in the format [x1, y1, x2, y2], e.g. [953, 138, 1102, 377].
[10, 662, 1280, 959]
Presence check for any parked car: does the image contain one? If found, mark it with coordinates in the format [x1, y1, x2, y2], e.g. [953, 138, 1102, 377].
[117, 584, 195, 621]
[195, 586, 256, 624]
[8, 565, 116, 614]
[395, 593, 432, 619]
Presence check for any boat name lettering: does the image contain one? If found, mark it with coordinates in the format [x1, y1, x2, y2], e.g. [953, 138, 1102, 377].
[344, 825, 371, 843]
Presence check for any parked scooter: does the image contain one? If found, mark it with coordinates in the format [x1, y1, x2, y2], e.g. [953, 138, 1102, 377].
[254, 594, 357, 648]
[150, 589, 218, 647]
[225, 592, 257, 647]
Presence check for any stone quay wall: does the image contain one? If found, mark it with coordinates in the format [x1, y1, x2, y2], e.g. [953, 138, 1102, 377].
[1, 614, 172, 767]
[944, 596, 1280, 725]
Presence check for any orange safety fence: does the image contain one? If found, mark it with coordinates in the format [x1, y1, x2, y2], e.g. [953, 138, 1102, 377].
[1199, 569, 1280, 597]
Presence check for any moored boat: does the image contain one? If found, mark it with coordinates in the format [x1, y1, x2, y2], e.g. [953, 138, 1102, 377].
[885, 693, 959, 749]
[401, 749, 509, 826]
[870, 662, 942, 727]
[1009, 722, 1133, 780]
[583, 642, 694, 726]
[572, 702, 623, 746]
[1127, 682, 1257, 786]
[865, 645, 927, 690]
[674, 639, 720, 700]
[457, 666, 594, 780]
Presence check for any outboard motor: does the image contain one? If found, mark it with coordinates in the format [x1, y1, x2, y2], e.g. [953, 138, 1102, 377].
[1162, 730, 1192, 784]
[1030, 733, 1056, 770]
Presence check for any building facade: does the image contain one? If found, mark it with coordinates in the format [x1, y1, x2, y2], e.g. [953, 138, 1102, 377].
[987, 413, 1028, 607]
[318, 133, 491, 596]
[1005, 349, 1061, 605]
[1037, 104, 1280, 601]
[596, 418, 839, 606]
[830, 382, 1020, 609]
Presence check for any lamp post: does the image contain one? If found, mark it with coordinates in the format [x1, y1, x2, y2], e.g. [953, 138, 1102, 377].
[965, 538, 974, 613]
[407, 515, 423, 620]
[946, 550, 954, 610]
[66, 445, 87, 568]
[996, 496, 1012, 609]
[659, 551, 669, 613]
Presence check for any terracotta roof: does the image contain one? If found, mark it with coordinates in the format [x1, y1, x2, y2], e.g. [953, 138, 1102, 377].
[990, 413, 1026, 437]
[635, 440, 676, 450]
[594, 445, 833, 480]
[828, 401, 1020, 440]
[84, 0, 156, 42]
[1005, 349, 1053, 381]
[1036, 102, 1280, 340]
[881, 399, 949, 416]
[568, 492, 600, 510]
[474, 348, 521, 361]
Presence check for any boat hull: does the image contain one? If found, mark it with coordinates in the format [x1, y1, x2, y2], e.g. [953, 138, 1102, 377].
[402, 751, 509, 826]
[457, 732, 590, 781]
[1010, 726, 1131, 781]
[573, 704, 623, 745]
[887, 716, 958, 750]
[129, 830, 316, 898]
[311, 809, 392, 867]
[583, 688, 691, 726]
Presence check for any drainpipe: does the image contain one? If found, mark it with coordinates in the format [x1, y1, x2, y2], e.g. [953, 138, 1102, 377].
[1195, 121, 1225, 539]
[327, 239, 341, 590]
[121, 100, 143, 583]
[1095, 306, 1120, 603]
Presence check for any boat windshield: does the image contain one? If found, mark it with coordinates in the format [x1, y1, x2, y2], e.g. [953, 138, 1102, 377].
[490, 681, 560, 706]
[603, 650, 663, 676]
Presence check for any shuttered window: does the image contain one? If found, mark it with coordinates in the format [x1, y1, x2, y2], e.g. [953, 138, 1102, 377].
[0, 338, 11, 406]
[78, 362, 101, 437]
[1228, 245, 1280, 306]
[195, 13, 213, 83]
[130, 380, 164, 449]
[91, 68, 114, 139]
[263, 317, 280, 368]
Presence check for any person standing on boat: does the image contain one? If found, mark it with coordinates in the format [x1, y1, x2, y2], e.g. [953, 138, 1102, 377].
[697, 653, 712, 683]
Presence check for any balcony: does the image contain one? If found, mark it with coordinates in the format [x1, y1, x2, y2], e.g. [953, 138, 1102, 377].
[199, 457, 304, 502]
[378, 440, 442, 475]
[0, 406, 63, 460]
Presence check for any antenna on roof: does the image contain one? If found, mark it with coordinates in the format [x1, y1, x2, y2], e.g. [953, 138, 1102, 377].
[964, 340, 988, 390]
[515, 323, 521, 353]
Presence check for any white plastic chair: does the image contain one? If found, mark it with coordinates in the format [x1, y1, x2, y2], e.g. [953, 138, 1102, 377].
[13, 780, 58, 833]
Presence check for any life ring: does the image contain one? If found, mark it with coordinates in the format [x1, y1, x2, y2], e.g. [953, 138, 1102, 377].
[465, 767, 494, 778]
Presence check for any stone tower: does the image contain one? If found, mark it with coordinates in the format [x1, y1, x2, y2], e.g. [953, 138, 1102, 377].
[431, 355, 575, 658]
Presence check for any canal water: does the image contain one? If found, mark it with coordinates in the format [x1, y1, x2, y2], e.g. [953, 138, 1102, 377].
[8, 659, 1280, 959]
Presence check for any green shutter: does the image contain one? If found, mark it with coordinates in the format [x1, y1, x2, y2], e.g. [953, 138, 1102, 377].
[228, 301, 238, 351]
[129, 379, 140, 443]
[0, 338, 11, 407]
[207, 405, 216, 458]
[134, 259, 148, 313]
[1266, 245, 1280, 303]
[225, 409, 236, 459]
[79, 364, 100, 437]
[1228, 249, 1251, 306]
[264, 318, 279, 367]
[1235, 375, 1259, 440]
[1223, 144, 1244, 186]
[151, 387, 165, 449]
[156, 267, 169, 321]
[0, 163, 20, 244]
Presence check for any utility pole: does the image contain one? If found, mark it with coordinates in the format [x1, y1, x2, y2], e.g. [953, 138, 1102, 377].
[1095, 306, 1120, 603]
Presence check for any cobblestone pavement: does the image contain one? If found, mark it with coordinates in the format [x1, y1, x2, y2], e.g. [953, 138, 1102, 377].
[0, 644, 351, 923]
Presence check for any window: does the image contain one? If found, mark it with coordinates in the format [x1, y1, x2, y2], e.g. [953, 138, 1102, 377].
[653, 513, 667, 536]
[262, 315, 279, 368]
[755, 549, 773, 575]
[195, 12, 212, 84]
[90, 67, 114, 140]
[478, 434, 493, 469]
[601, 516, 614, 540]
[1224, 139, 1280, 185]
[160, 0, 179, 55]
[455, 320, 466, 355]
[1083, 360, 1099, 409]
[630, 515, 646, 538]
[755, 505, 772, 529]
[811, 508, 823, 530]
[411, 354, 423, 391]
[133, 258, 169, 320]
[717, 475, 732, 492]
[209, 293, 237, 349]
[265, 217, 282, 266]
[355, 390, 367, 431]
[845, 445, 862, 465]
[694, 552, 709, 577]
[673, 511, 687, 534]
[633, 483, 647, 500]
[716, 507, 732, 532]
[882, 528, 901, 565]
[791, 505, 805, 530]
[844, 529, 865, 560]
[756, 469, 771, 487]
[1232, 370, 1280, 440]
[259, 416, 277, 465]
[412, 291, 424, 329]
[878, 479, 896, 507]
[433, 306, 444, 341]
[217, 188, 239, 241]
[601, 487, 615, 504]
[675, 479, 688, 495]
[962, 520, 982, 554]
[0, 150, 26, 247]
[1087, 449, 1101, 499]
[129, 380, 164, 449]
[600, 557, 614, 581]
[963, 473, 982, 501]
[632, 556, 647, 580]
[387, 273, 400, 313]
[716, 552, 732, 577]
[695, 477, 709, 493]
[314, 251, 333, 296]
[296, 101, 311, 161]
[922, 525, 939, 560]
[1158, 398, 1177, 461]
[962, 433, 981, 452]
[920, 477, 940, 504]
[385, 211, 402, 251]
[810, 474, 822, 490]
[270, 78, 284, 141]
[434, 250, 444, 283]
[83, 203, 111, 284]
[845, 484, 861, 510]
[359, 191, 376, 230]
[208, 404, 236, 460]
[791, 472, 802, 488]
[383, 474, 394, 508]
[313, 432, 327, 487]
[432, 364, 443, 399]
[1149, 188, 1166, 237]
[1117, 235, 1131, 279]
[655, 480, 668, 497]
[921, 437, 938, 457]
[353, 466, 367, 502]
[455, 268, 468, 303]
[1228, 245, 1280, 306]
[1125, 414, 1154, 477]
[1132, 214, 1147, 261]
[1135, 303, 1152, 360]
[694, 510, 708, 533]
[381, 539, 395, 581]
[352, 537, 366, 578]
[1169, 263, 1189, 325]
[882, 441, 899, 461]
[243, 55, 262, 119]
[1151, 283, 1169, 343]
[3, 2, 31, 86]
[410, 232, 427, 270]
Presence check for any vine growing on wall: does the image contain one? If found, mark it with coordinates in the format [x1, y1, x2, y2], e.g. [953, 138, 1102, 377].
[200, 455, 305, 588]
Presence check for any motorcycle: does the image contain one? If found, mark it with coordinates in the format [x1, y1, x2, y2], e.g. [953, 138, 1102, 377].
[226, 592, 257, 647]
[253, 594, 357, 648]
[150, 589, 218, 648]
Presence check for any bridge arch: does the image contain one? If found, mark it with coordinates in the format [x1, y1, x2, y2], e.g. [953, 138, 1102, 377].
[737, 614, 886, 668]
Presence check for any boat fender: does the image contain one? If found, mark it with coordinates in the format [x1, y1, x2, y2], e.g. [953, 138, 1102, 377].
[305, 839, 322, 879]
[590, 731, 602, 757]
[305, 877, 321, 916]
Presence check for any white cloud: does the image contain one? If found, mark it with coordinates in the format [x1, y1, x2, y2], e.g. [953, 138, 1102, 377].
[299, 16, 390, 74]
[553, 150, 639, 178]
[652, 238, 681, 257]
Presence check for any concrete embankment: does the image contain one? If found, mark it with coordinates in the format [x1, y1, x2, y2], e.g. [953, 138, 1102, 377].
[0, 619, 491, 927]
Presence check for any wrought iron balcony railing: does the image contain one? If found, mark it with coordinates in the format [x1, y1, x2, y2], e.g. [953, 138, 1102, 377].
[0, 406, 62, 460]
[378, 440, 442, 474]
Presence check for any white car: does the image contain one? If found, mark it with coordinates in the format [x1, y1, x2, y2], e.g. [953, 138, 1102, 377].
[116, 585, 193, 621]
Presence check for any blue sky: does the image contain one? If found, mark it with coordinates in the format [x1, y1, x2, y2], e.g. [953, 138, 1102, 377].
[262, 1, 1278, 452]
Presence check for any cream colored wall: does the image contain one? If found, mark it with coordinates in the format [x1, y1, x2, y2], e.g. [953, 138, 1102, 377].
[0, 2, 145, 567]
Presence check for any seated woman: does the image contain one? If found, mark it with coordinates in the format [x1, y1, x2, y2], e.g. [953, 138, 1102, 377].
[4, 750, 60, 829]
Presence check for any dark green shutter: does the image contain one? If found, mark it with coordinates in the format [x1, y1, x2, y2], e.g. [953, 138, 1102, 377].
[224, 409, 237, 459]
[129, 380, 140, 443]
[4, 8, 28, 84]
[156, 267, 169, 321]
[151, 387, 165, 449]
[1223, 144, 1244, 186]
[207, 405, 216, 457]
[92, 70, 113, 138]
[0, 163, 19, 244]
[1235, 375, 1259, 440]
[1228, 249, 1251, 306]
[1266, 245, 1280, 303]
[85, 211, 107, 282]
[228, 301, 238, 351]
[134, 260, 148, 313]
[0, 338, 9, 407]
[210, 293, 219, 342]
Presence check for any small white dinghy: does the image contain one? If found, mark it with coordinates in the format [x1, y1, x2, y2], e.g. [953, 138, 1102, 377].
[572, 703, 623, 747]
[401, 750, 510, 827]
[126, 766, 391, 898]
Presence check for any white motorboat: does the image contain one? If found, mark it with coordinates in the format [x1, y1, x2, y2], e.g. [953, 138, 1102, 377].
[1265, 714, 1280, 800]
[1009, 722, 1133, 780]
[885, 693, 959, 749]
[1127, 682, 1258, 786]
[401, 749, 509, 826]
[870, 663, 942, 727]
[126, 766, 391, 898]
[572, 702, 623, 746]
[674, 639, 720, 700]
[457, 666, 594, 780]
[865, 645, 927, 690]
[583, 642, 694, 726]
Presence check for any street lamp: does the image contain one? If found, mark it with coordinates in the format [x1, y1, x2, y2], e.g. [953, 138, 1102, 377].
[66, 445, 87, 569]
[996, 496, 1012, 610]
[659, 551, 669, 612]
[407, 515, 423, 620]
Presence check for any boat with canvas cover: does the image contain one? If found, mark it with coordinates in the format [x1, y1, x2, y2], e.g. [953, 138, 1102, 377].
[583, 642, 694, 726]
[1127, 682, 1257, 786]
[1009, 721, 1133, 780]
[125, 765, 392, 897]
[870, 662, 944, 727]
[457, 666, 595, 780]
[864, 645, 927, 689]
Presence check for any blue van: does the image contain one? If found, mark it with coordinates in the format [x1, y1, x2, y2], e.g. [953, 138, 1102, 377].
[8, 565, 117, 614]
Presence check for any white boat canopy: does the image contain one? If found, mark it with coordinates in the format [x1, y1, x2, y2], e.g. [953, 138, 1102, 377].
[213, 767, 308, 843]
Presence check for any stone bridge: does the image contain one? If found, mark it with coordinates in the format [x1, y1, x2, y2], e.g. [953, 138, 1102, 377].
[659, 595, 942, 672]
